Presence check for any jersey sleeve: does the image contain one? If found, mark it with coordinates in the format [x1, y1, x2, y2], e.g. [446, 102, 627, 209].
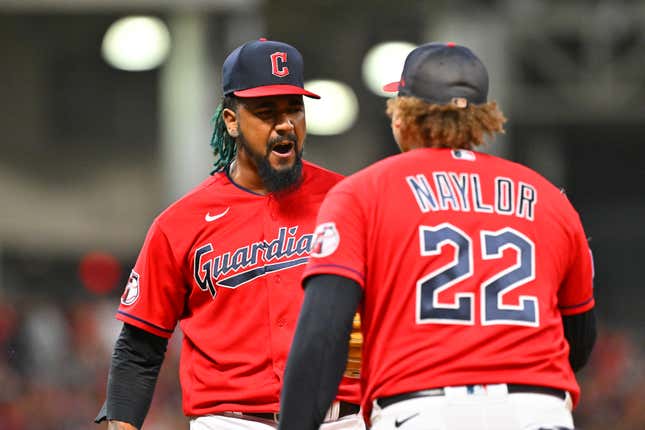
[303, 183, 366, 288]
[558, 212, 595, 316]
[116, 220, 186, 338]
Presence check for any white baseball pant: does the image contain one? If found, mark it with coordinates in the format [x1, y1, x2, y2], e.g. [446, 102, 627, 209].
[370, 384, 574, 430]
[190, 401, 365, 430]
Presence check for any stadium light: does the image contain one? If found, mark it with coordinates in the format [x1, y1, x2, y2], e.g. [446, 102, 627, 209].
[304, 80, 359, 136]
[102, 16, 171, 72]
[362, 41, 416, 97]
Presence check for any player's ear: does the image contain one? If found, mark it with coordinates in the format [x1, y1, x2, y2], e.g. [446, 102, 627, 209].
[222, 108, 239, 137]
[390, 108, 402, 130]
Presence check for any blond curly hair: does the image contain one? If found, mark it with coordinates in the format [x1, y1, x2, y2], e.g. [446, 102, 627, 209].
[386, 96, 507, 150]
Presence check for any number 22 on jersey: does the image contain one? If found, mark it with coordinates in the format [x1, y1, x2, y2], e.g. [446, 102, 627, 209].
[417, 223, 538, 327]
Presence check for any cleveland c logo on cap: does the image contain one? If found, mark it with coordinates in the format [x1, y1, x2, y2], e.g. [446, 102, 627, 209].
[270, 52, 289, 77]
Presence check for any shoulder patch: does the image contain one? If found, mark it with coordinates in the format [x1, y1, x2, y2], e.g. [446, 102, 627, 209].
[121, 270, 140, 306]
[310, 222, 340, 258]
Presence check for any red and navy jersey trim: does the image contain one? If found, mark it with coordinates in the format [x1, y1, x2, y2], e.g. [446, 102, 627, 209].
[224, 169, 265, 196]
[306, 264, 365, 280]
[559, 296, 594, 310]
[117, 310, 174, 334]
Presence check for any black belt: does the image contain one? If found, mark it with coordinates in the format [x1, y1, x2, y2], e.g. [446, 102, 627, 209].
[377, 384, 566, 409]
[336, 400, 361, 417]
[244, 401, 360, 422]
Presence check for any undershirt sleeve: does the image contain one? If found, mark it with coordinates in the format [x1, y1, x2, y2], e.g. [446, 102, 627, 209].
[94, 323, 168, 428]
[278, 274, 362, 430]
[562, 308, 597, 372]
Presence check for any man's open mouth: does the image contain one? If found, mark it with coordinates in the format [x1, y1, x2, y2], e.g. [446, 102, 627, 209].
[271, 141, 295, 155]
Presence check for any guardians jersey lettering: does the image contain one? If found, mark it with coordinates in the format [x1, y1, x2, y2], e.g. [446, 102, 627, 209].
[115, 158, 359, 417]
[406, 172, 537, 220]
[194, 226, 313, 297]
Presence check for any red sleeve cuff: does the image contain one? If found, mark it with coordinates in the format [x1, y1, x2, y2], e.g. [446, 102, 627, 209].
[116, 310, 175, 339]
[303, 264, 365, 289]
[559, 296, 595, 316]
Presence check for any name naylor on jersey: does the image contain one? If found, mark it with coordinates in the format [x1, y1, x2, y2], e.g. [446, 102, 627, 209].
[193, 226, 313, 298]
[406, 172, 537, 221]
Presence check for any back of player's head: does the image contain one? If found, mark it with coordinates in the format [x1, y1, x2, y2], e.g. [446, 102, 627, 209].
[383, 42, 489, 108]
[384, 42, 504, 151]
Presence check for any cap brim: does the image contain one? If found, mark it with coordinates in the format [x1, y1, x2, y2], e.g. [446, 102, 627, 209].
[233, 84, 320, 99]
[382, 81, 400, 92]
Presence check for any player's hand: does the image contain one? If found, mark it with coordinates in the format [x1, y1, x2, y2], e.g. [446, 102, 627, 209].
[107, 420, 138, 430]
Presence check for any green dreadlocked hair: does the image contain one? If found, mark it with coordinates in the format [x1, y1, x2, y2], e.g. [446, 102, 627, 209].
[209, 96, 238, 174]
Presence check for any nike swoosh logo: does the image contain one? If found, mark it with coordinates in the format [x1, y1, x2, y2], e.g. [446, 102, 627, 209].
[394, 413, 419, 428]
[205, 207, 230, 222]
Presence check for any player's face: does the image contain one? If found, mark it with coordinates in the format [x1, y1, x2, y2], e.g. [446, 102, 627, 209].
[232, 95, 306, 192]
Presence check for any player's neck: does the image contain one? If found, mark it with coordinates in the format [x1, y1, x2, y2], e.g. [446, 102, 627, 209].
[228, 160, 269, 195]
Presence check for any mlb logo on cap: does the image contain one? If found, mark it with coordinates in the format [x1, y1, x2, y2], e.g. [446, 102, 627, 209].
[222, 38, 320, 99]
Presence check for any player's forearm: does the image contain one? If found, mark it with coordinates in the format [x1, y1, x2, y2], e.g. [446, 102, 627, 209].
[562, 308, 597, 371]
[95, 323, 168, 428]
[279, 275, 362, 430]
[107, 420, 138, 430]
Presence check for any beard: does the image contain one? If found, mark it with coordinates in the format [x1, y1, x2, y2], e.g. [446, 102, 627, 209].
[238, 130, 304, 193]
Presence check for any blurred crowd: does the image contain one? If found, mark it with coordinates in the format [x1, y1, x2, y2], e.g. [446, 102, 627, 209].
[0, 294, 186, 430]
[0, 292, 643, 430]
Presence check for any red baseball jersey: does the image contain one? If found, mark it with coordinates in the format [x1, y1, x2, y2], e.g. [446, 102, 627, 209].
[116, 160, 360, 416]
[303, 148, 594, 419]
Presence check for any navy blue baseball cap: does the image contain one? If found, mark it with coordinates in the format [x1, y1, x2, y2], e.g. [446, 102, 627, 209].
[383, 42, 489, 106]
[222, 38, 320, 99]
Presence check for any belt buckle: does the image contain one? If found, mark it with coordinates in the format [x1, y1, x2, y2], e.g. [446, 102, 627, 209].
[230, 411, 280, 423]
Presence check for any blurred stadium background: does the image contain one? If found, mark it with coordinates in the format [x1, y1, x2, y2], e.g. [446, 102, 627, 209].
[0, 0, 643, 429]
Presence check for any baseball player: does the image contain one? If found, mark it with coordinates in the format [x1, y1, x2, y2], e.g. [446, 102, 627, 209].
[278, 42, 596, 430]
[94, 39, 362, 430]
